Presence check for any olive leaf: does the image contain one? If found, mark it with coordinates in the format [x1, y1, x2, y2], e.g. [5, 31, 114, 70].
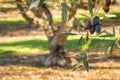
[105, 39, 116, 55]
[61, 3, 68, 22]
[29, 0, 40, 9]
[77, 36, 84, 46]
[83, 51, 89, 72]
[72, 60, 83, 71]
[78, 13, 90, 18]
[74, 18, 83, 32]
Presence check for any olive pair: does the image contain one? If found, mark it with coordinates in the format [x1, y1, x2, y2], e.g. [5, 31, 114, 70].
[89, 16, 101, 34]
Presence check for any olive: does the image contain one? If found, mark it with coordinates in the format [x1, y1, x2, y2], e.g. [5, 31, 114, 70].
[105, 0, 111, 6]
[102, 5, 109, 13]
[93, 16, 100, 25]
[89, 25, 95, 34]
[84, 21, 91, 30]
[95, 23, 101, 33]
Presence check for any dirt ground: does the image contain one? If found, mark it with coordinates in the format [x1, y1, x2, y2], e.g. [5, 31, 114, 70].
[0, 4, 120, 80]
[0, 51, 120, 80]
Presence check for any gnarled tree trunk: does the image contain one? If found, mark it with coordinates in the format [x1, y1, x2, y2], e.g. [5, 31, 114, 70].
[16, 0, 77, 66]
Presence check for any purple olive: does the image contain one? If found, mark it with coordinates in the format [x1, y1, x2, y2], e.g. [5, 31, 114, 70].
[84, 21, 91, 30]
[95, 23, 101, 33]
[93, 16, 100, 25]
[105, 0, 111, 6]
[89, 25, 95, 34]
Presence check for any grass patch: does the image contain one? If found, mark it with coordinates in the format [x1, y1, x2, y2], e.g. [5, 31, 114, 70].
[0, 37, 119, 56]
[0, 39, 49, 56]
[0, 19, 27, 26]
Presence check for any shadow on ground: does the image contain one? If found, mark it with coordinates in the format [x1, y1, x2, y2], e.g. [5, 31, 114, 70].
[0, 54, 47, 67]
[0, 53, 120, 70]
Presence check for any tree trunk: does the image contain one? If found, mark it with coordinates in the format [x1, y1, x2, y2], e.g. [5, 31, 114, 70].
[16, 1, 77, 66]
[44, 35, 70, 66]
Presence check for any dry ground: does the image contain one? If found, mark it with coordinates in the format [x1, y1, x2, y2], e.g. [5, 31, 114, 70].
[0, 5, 120, 80]
[0, 51, 120, 80]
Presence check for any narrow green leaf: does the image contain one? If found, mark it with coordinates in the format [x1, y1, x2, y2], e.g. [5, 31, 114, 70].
[110, 39, 116, 54]
[105, 40, 116, 55]
[95, 30, 106, 37]
[19, 8, 29, 14]
[83, 51, 89, 71]
[77, 36, 84, 46]
[112, 25, 115, 36]
[29, 0, 40, 9]
[74, 18, 83, 32]
[19, 0, 43, 14]
[104, 30, 113, 35]
[78, 13, 90, 18]
[85, 32, 89, 43]
[61, 3, 68, 22]
[72, 60, 82, 71]
[62, 32, 78, 36]
[88, 0, 93, 17]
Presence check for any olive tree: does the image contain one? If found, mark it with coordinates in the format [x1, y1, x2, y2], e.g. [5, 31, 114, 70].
[14, 0, 115, 68]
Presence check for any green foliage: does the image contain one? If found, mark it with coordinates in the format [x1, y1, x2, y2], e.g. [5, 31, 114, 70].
[72, 51, 89, 72]
[64, 3, 120, 70]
